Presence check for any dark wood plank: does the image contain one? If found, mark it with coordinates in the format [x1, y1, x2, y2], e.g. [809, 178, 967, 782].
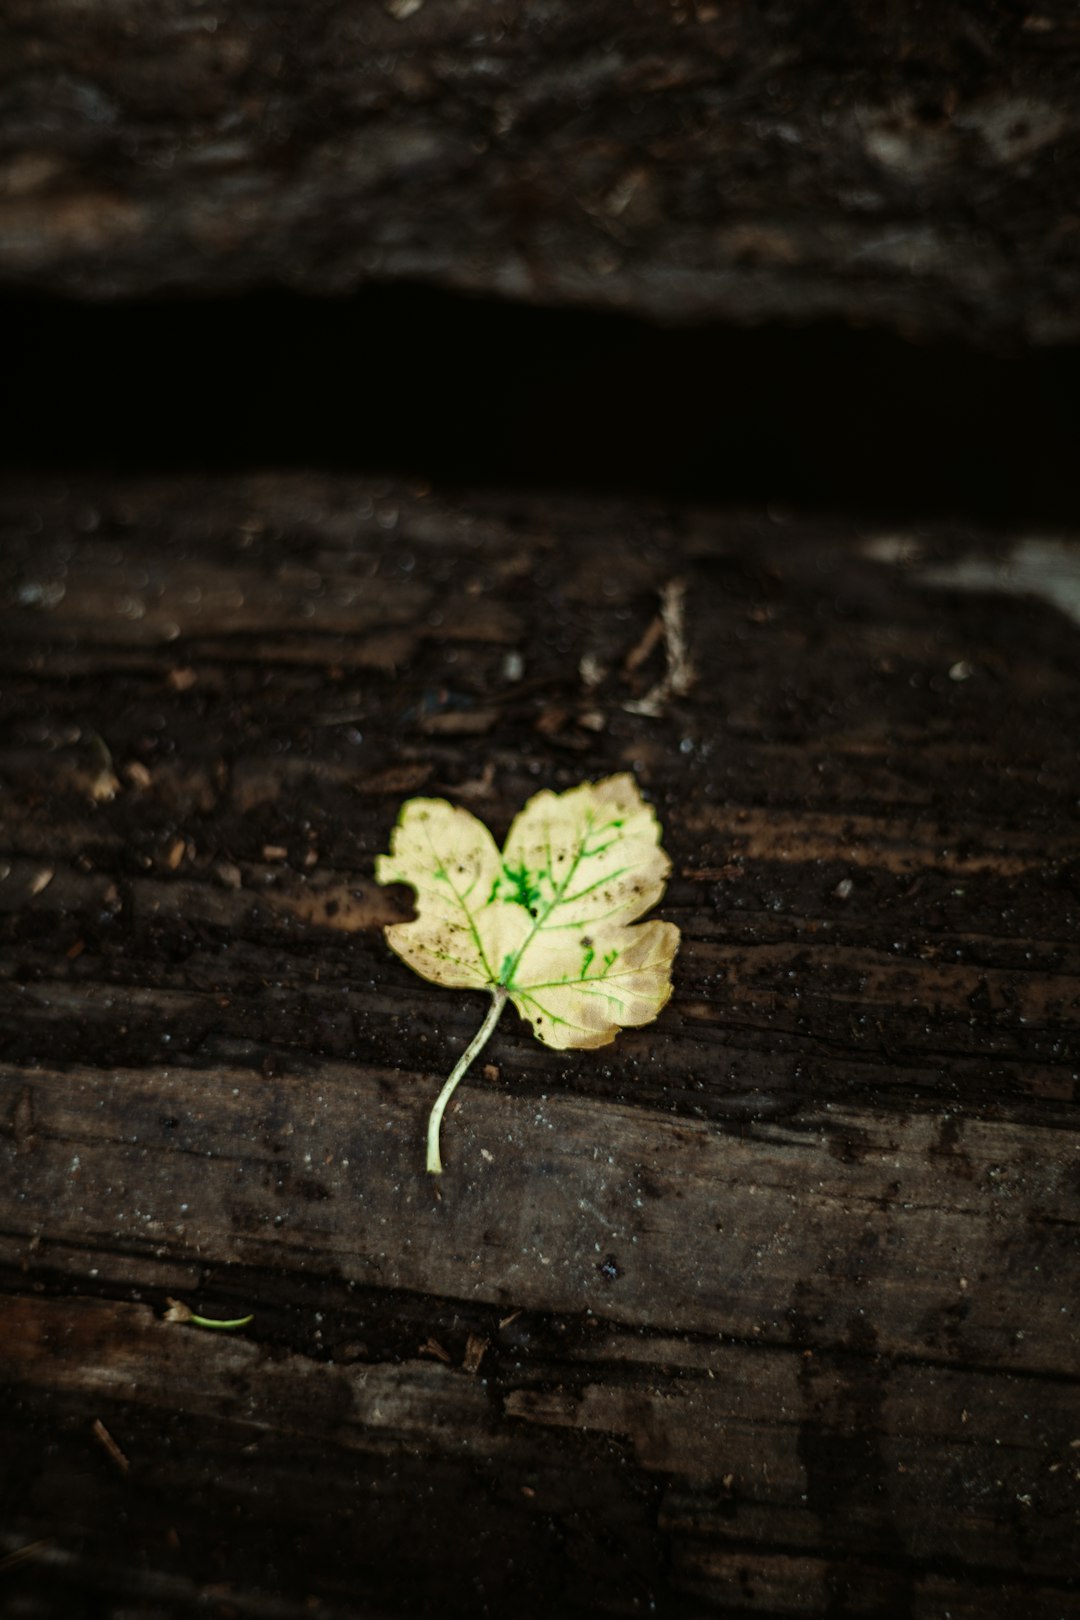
[3, 5, 1080, 342]
[1, 475, 1079, 1618]
[4, 1292, 1079, 1618]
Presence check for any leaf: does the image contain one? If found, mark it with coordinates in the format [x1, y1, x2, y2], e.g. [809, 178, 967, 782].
[375, 773, 680, 1172]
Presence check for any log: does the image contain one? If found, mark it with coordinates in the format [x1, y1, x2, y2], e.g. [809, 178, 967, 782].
[1, 475, 1079, 1618]
[3, 3, 1080, 341]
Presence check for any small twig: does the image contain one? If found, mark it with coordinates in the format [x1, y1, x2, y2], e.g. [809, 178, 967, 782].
[624, 578, 695, 717]
[622, 613, 664, 676]
[91, 1418, 130, 1474]
[660, 577, 695, 698]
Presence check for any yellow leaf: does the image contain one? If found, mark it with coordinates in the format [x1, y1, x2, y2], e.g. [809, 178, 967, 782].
[375, 773, 680, 1172]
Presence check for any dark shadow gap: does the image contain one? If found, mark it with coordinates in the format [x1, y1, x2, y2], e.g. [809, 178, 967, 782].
[4, 281, 1079, 526]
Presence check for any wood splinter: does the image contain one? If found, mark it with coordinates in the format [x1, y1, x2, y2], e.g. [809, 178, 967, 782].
[91, 1418, 130, 1474]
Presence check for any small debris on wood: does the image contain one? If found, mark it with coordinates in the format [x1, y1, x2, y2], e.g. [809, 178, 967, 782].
[123, 760, 153, 790]
[419, 1337, 452, 1364]
[0, 1539, 53, 1574]
[215, 862, 243, 890]
[167, 667, 198, 692]
[482, 1064, 500, 1082]
[462, 1334, 489, 1374]
[164, 1298, 253, 1330]
[88, 767, 120, 802]
[624, 578, 696, 717]
[622, 613, 665, 676]
[354, 763, 434, 796]
[579, 652, 607, 689]
[85, 734, 120, 802]
[91, 1418, 130, 1474]
[420, 708, 499, 736]
[452, 761, 496, 799]
[535, 705, 569, 737]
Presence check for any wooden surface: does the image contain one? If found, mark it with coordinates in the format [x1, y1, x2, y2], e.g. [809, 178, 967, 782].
[4, 2, 1080, 342]
[1, 476, 1079, 1617]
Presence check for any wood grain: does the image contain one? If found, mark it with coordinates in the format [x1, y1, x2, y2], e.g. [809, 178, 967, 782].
[1, 475, 1079, 1618]
[2, 5, 1080, 342]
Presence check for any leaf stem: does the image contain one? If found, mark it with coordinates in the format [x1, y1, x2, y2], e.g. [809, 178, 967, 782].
[427, 986, 508, 1175]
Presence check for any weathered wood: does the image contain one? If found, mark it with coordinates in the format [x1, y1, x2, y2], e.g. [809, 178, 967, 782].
[3, 4, 1080, 342]
[1, 475, 1079, 1618]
